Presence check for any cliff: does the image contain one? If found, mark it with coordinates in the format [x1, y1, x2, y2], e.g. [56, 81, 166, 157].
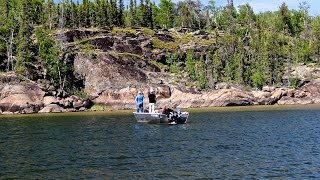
[1, 28, 320, 114]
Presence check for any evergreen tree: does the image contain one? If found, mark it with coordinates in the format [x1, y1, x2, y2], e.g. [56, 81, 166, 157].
[118, 0, 125, 26]
[151, 2, 159, 28]
[70, 1, 77, 28]
[89, 1, 96, 27]
[157, 0, 174, 29]
[96, 0, 101, 27]
[76, 2, 83, 27]
[139, 0, 145, 26]
[146, 0, 153, 29]
[129, 0, 135, 27]
[83, 0, 90, 27]
[35, 27, 61, 85]
[16, 0, 34, 76]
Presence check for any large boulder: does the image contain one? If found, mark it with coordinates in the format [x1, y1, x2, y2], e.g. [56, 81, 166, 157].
[277, 97, 313, 105]
[114, 38, 143, 54]
[0, 84, 45, 113]
[88, 36, 114, 51]
[39, 104, 65, 113]
[262, 86, 276, 92]
[43, 96, 58, 106]
[154, 33, 174, 42]
[252, 91, 272, 105]
[155, 88, 254, 109]
[271, 88, 285, 100]
[300, 81, 320, 97]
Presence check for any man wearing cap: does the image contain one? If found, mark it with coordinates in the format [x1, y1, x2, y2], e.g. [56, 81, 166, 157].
[135, 91, 144, 113]
[148, 88, 156, 113]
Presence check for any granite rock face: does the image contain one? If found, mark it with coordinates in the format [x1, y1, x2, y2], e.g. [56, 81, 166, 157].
[3, 30, 320, 115]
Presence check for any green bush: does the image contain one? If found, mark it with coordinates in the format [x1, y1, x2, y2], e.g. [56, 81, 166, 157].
[290, 77, 299, 89]
[251, 72, 265, 89]
[73, 88, 89, 99]
[169, 64, 179, 73]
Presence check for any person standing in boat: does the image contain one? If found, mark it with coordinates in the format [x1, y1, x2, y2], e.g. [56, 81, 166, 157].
[148, 88, 156, 113]
[135, 91, 144, 113]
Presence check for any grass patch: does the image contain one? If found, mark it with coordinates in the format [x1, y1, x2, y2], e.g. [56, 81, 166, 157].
[171, 33, 181, 40]
[111, 27, 136, 36]
[172, 32, 216, 46]
[197, 38, 216, 46]
[169, 64, 179, 73]
[90, 104, 114, 111]
[78, 43, 101, 53]
[141, 27, 155, 36]
[78, 38, 91, 44]
[151, 37, 179, 51]
[118, 52, 144, 60]
[68, 38, 91, 46]
[180, 34, 193, 44]
[150, 60, 168, 69]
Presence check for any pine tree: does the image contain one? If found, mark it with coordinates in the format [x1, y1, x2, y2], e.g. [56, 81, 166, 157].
[16, 0, 34, 76]
[134, 0, 138, 26]
[157, 0, 174, 29]
[77, 2, 83, 27]
[101, 0, 109, 27]
[95, 0, 102, 27]
[35, 27, 61, 84]
[89, 1, 96, 27]
[129, 0, 135, 27]
[71, 1, 77, 28]
[44, 0, 55, 29]
[139, 0, 145, 26]
[83, 0, 90, 27]
[109, 0, 118, 26]
[118, 0, 125, 26]
[146, 0, 153, 29]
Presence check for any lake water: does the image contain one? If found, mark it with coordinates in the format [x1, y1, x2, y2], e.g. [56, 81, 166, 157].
[1, 106, 320, 179]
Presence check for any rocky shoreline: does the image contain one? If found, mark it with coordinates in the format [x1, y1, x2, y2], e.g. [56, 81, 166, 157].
[2, 28, 320, 115]
[1, 72, 320, 115]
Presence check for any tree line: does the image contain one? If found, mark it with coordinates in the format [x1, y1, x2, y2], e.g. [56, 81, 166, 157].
[0, 0, 320, 90]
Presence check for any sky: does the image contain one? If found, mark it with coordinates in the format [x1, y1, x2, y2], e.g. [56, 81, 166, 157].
[179, 0, 320, 16]
[54, 0, 319, 16]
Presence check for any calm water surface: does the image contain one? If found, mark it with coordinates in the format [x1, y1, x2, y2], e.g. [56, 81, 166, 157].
[0, 106, 320, 179]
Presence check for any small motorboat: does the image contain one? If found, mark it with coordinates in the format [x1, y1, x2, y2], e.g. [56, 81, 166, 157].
[133, 109, 189, 124]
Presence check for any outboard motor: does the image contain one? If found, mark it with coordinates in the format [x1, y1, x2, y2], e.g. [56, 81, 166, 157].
[169, 112, 178, 122]
[169, 109, 180, 122]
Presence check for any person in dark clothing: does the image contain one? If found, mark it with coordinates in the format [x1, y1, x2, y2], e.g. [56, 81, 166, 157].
[148, 89, 156, 113]
[162, 106, 174, 117]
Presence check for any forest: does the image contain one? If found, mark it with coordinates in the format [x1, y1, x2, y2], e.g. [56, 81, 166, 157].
[0, 0, 320, 91]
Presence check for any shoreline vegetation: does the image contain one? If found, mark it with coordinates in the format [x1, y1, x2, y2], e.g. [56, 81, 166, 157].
[1, 1, 320, 115]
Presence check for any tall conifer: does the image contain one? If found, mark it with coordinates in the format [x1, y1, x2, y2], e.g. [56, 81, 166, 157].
[16, 0, 34, 75]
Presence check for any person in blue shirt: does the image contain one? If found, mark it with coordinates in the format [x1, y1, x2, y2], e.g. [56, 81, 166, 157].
[135, 91, 144, 112]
